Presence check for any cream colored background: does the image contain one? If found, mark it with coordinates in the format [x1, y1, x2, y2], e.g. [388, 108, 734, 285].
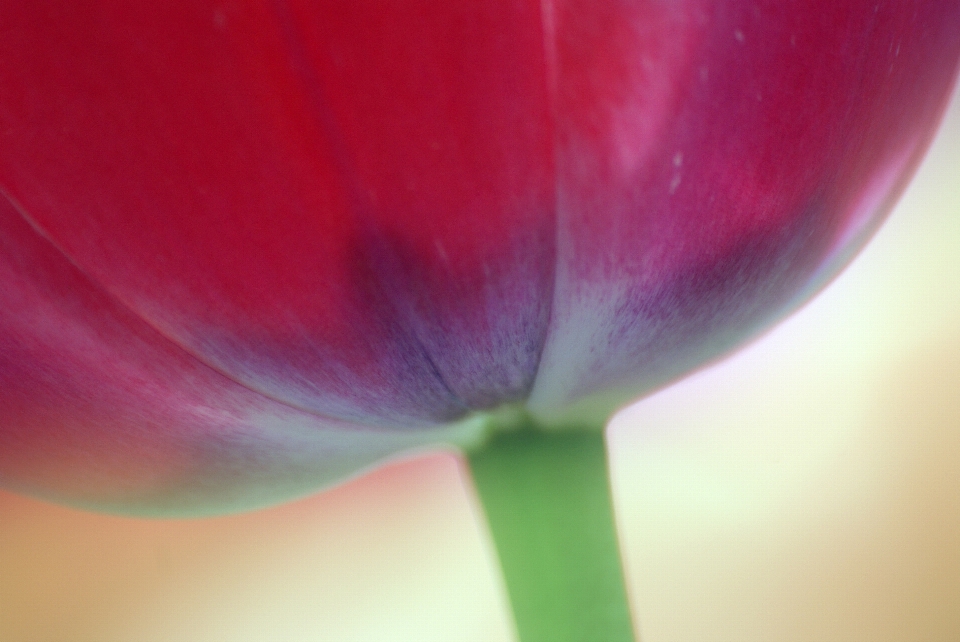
[3, 86, 959, 642]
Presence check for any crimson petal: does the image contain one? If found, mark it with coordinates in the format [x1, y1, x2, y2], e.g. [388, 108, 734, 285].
[530, 0, 960, 424]
[0, 0, 556, 424]
[0, 191, 473, 514]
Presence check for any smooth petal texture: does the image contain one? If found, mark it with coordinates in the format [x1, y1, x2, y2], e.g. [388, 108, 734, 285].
[0, 191, 474, 514]
[0, 0, 555, 424]
[529, 0, 960, 424]
[1, 0, 960, 512]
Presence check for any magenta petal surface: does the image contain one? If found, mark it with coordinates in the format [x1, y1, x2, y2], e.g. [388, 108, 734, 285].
[0, 192, 469, 514]
[529, 0, 960, 422]
[1, 0, 960, 512]
[0, 0, 555, 424]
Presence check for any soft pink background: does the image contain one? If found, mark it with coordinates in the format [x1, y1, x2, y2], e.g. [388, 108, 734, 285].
[3, 87, 959, 642]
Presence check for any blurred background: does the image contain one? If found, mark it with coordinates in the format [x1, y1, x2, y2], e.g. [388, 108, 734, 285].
[2, 88, 959, 642]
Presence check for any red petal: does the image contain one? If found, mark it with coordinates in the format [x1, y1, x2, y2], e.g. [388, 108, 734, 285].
[0, 0, 555, 422]
[530, 0, 960, 421]
[0, 192, 469, 513]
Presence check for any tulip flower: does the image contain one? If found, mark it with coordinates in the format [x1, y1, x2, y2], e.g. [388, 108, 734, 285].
[2, 1, 959, 641]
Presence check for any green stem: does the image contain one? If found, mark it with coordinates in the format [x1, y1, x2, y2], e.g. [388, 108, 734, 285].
[467, 427, 637, 642]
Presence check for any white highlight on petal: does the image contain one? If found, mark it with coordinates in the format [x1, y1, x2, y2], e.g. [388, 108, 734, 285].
[527, 281, 634, 428]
